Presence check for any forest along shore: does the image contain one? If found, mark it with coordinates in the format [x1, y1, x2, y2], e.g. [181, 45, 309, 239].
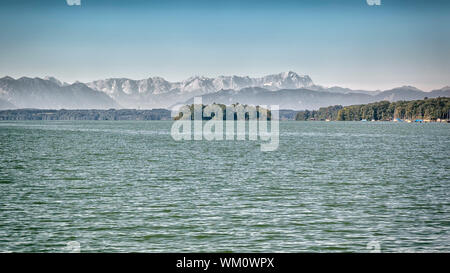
[0, 97, 449, 122]
[0, 109, 172, 120]
[295, 97, 450, 122]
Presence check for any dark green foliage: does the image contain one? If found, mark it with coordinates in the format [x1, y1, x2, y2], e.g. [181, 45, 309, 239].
[295, 97, 450, 121]
[295, 105, 343, 121]
[0, 109, 172, 120]
[336, 98, 450, 121]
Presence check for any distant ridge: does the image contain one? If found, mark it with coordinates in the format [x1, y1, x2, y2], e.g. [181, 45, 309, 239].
[182, 86, 450, 110]
[0, 98, 16, 109]
[0, 76, 118, 109]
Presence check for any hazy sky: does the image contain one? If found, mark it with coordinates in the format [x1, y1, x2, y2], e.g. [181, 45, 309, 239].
[0, 0, 449, 90]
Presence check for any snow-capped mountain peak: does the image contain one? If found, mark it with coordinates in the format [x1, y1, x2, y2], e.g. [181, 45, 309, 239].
[85, 71, 315, 100]
[1, 73, 449, 110]
[260, 71, 313, 89]
[44, 76, 67, 87]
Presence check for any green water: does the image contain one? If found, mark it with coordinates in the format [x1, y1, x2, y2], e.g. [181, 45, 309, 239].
[0, 121, 449, 252]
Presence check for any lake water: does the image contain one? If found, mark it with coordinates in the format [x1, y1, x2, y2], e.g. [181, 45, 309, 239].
[0, 121, 449, 252]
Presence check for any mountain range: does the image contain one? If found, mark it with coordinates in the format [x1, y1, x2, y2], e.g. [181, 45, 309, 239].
[0, 72, 449, 110]
[0, 76, 117, 109]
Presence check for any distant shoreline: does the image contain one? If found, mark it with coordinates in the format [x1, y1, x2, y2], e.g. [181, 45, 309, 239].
[1, 97, 449, 122]
[0, 109, 172, 121]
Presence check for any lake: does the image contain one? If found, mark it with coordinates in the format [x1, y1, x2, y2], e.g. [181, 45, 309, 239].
[0, 121, 449, 252]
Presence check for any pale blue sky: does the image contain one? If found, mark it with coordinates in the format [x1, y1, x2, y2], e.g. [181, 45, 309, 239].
[0, 0, 449, 90]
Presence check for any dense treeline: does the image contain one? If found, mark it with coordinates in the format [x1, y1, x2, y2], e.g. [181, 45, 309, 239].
[0, 109, 172, 120]
[296, 97, 450, 121]
[337, 101, 393, 121]
[295, 105, 343, 121]
[337, 97, 450, 121]
[174, 103, 271, 120]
